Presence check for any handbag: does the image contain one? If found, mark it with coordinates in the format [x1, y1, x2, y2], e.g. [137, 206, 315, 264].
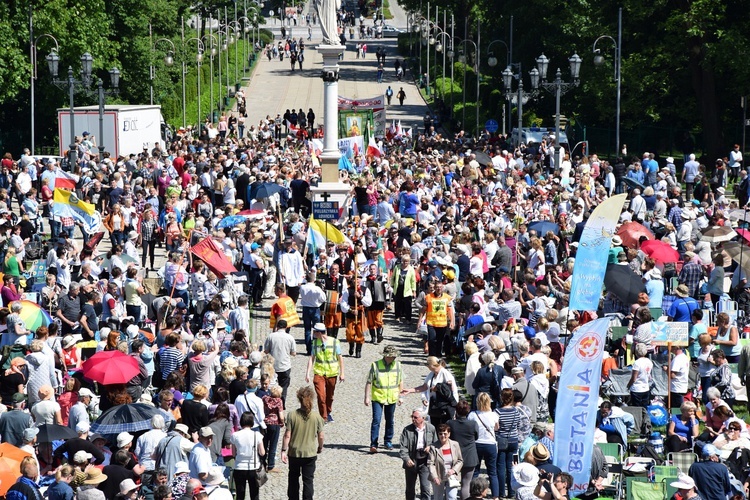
[447, 475, 461, 488]
[496, 407, 519, 451]
[254, 432, 268, 487]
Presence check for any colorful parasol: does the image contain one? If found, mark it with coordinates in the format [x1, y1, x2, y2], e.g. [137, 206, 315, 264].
[640, 239, 681, 264]
[616, 222, 654, 249]
[12, 300, 53, 331]
[0, 443, 32, 496]
[82, 350, 141, 385]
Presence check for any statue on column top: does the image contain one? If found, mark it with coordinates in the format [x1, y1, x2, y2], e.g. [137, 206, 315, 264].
[315, 0, 342, 46]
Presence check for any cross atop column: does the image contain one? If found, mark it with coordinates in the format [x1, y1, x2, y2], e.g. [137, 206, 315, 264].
[320, 191, 331, 202]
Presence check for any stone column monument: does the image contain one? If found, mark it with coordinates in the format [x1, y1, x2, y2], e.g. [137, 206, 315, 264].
[311, 0, 349, 216]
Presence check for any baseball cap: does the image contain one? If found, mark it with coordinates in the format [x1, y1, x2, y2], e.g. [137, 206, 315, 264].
[78, 388, 94, 398]
[11, 393, 26, 403]
[23, 427, 39, 442]
[74, 450, 93, 463]
[199, 426, 215, 438]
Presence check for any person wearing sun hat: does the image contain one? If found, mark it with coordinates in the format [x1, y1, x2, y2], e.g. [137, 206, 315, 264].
[608, 235, 624, 264]
[365, 345, 404, 454]
[78, 467, 108, 500]
[667, 284, 700, 323]
[512, 462, 540, 500]
[117, 478, 141, 499]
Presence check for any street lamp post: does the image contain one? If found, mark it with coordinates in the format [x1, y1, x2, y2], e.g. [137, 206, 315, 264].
[151, 37, 178, 116]
[31, 33, 59, 155]
[239, 16, 251, 73]
[217, 29, 229, 110]
[456, 37, 478, 135]
[593, 7, 622, 158]
[202, 34, 218, 122]
[537, 53, 583, 167]
[486, 39, 509, 134]
[501, 63, 541, 147]
[47, 51, 93, 166]
[434, 32, 451, 99]
[186, 38, 205, 128]
[229, 21, 242, 85]
[96, 67, 120, 160]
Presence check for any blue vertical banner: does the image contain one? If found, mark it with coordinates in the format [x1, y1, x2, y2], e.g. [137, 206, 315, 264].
[568, 194, 628, 311]
[553, 317, 609, 495]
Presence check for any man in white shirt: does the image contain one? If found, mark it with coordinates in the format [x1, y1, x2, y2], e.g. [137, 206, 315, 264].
[188, 427, 214, 482]
[134, 414, 167, 473]
[299, 272, 326, 356]
[668, 345, 690, 408]
[278, 237, 305, 303]
[233, 378, 266, 432]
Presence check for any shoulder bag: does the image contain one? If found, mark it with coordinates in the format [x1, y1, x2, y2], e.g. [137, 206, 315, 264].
[254, 431, 268, 487]
[496, 407, 519, 451]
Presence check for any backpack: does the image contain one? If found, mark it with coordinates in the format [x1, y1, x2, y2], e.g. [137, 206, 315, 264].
[635, 443, 664, 465]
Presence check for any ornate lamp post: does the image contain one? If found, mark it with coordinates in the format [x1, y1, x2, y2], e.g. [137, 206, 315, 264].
[593, 7, 622, 157]
[47, 51, 93, 165]
[95, 67, 120, 159]
[456, 38, 479, 136]
[537, 53, 583, 167]
[202, 34, 219, 121]
[151, 37, 180, 122]
[30, 33, 59, 154]
[501, 64, 541, 147]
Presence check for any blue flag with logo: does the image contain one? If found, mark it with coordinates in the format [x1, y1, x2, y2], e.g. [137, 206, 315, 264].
[553, 317, 608, 495]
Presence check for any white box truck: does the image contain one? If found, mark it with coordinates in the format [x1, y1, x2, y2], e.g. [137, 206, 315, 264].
[57, 104, 168, 158]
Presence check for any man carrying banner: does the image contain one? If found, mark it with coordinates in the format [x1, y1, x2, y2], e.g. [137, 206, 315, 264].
[323, 264, 346, 339]
[364, 263, 387, 344]
[340, 273, 372, 358]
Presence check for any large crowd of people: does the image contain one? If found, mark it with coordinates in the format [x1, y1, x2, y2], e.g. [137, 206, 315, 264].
[2, 86, 750, 500]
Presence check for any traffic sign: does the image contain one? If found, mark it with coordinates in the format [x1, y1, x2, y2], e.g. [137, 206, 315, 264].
[485, 119, 499, 133]
[313, 201, 340, 221]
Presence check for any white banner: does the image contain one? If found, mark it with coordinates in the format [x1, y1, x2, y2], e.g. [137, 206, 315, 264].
[337, 136, 365, 157]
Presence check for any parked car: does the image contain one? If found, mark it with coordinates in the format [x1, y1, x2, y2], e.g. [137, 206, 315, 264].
[381, 25, 404, 38]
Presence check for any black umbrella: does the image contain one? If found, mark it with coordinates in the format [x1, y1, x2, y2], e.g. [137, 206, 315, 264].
[36, 424, 78, 443]
[254, 182, 285, 200]
[621, 177, 646, 191]
[604, 264, 646, 305]
[474, 151, 493, 167]
[91, 403, 173, 437]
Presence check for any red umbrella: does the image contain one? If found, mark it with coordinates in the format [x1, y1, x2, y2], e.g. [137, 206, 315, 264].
[736, 228, 750, 245]
[82, 350, 140, 385]
[640, 239, 681, 264]
[616, 222, 654, 249]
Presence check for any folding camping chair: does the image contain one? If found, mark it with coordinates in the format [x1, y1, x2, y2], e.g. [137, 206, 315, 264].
[666, 452, 698, 470]
[626, 477, 665, 500]
[652, 466, 679, 484]
[600, 458, 624, 500]
[598, 442, 625, 462]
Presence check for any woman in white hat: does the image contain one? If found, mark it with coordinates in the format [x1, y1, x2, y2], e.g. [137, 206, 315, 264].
[512, 462, 540, 500]
[670, 473, 700, 500]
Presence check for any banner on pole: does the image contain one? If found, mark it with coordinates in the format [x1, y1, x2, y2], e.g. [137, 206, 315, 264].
[569, 194, 628, 311]
[553, 317, 609, 496]
[338, 95, 386, 138]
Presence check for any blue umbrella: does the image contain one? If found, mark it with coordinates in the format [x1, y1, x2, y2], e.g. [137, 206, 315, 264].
[216, 214, 248, 229]
[254, 182, 285, 200]
[528, 220, 559, 236]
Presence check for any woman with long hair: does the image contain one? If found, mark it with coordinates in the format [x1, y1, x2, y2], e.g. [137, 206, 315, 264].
[714, 312, 740, 363]
[231, 412, 265, 500]
[495, 388, 521, 500]
[447, 400, 478, 500]
[208, 403, 233, 465]
[469, 392, 499, 500]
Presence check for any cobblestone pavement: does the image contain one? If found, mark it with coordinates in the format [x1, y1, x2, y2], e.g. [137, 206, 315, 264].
[249, 302, 433, 500]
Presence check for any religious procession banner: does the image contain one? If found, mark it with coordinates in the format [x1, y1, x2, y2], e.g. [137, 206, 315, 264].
[568, 194, 628, 311]
[338, 95, 386, 138]
[553, 317, 608, 495]
[338, 109, 373, 146]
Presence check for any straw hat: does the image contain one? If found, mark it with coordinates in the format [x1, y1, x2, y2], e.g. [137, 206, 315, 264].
[83, 468, 108, 485]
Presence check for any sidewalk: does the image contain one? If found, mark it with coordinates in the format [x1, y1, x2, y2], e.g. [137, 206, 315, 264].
[242, 2, 427, 133]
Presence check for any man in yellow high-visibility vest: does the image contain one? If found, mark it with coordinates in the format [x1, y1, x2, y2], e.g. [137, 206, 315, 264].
[364, 345, 404, 454]
[306, 323, 345, 423]
[418, 279, 455, 357]
[271, 283, 301, 333]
